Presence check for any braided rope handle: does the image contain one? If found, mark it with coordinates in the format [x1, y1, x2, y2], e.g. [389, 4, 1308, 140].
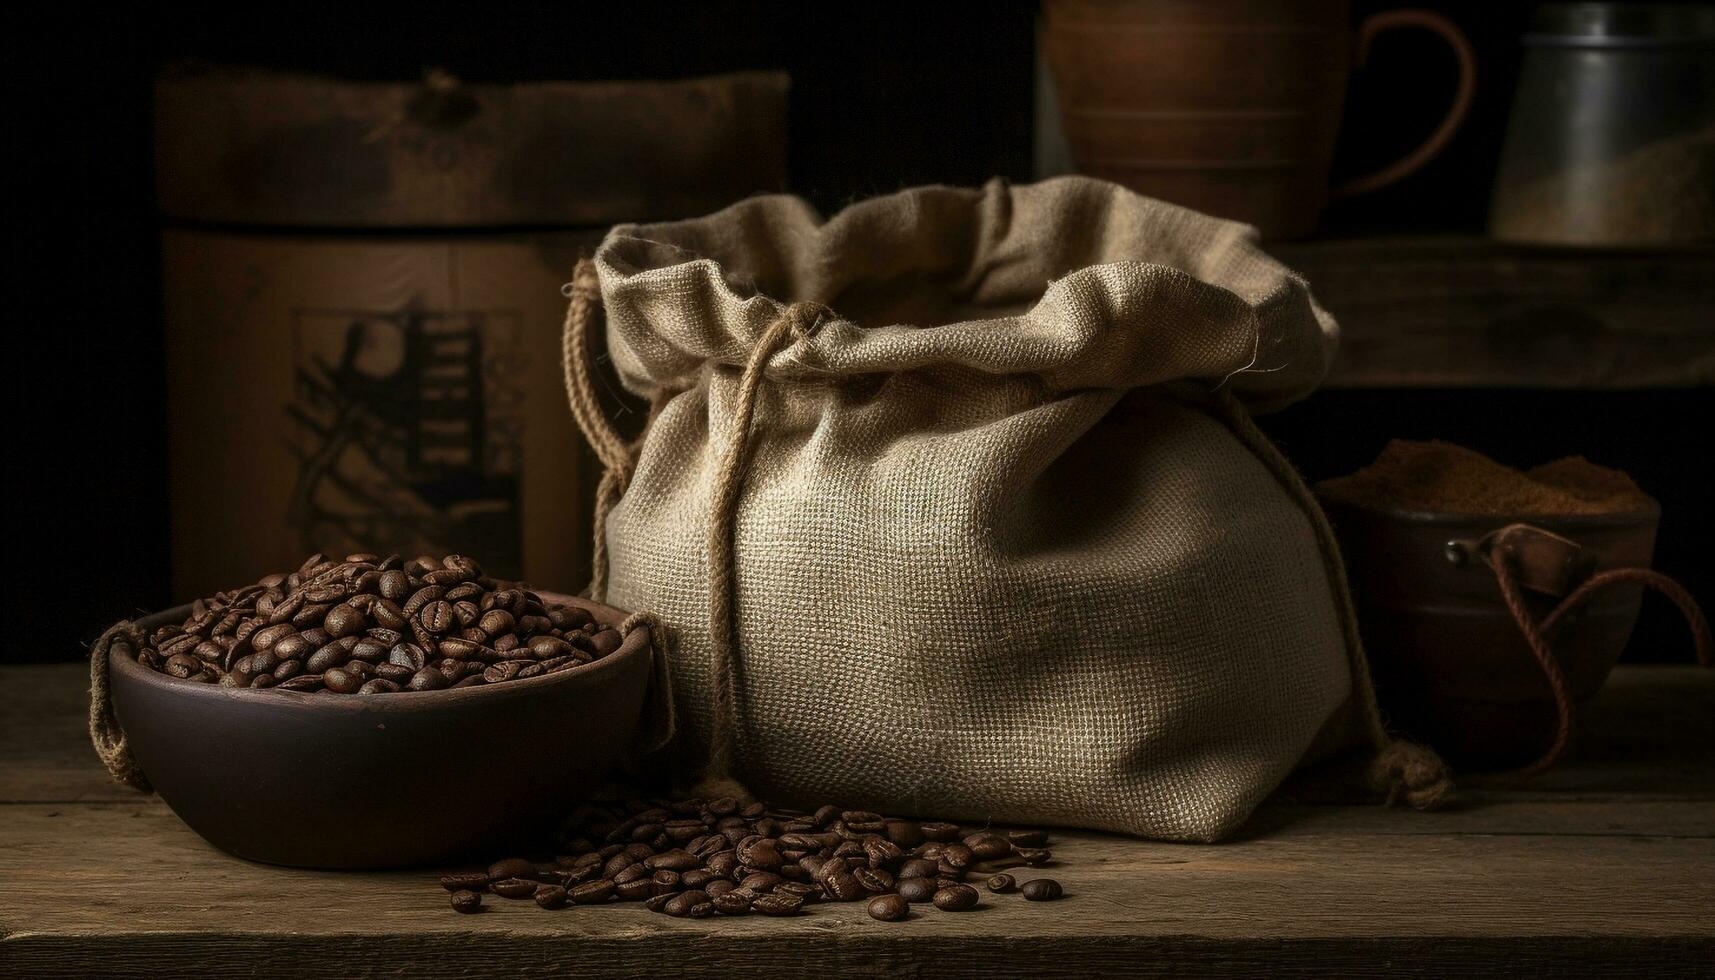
[1491, 556, 1713, 778]
[89, 620, 152, 791]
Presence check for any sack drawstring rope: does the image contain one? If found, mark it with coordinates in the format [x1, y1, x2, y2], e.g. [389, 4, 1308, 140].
[564, 257, 830, 788]
[1214, 389, 1454, 808]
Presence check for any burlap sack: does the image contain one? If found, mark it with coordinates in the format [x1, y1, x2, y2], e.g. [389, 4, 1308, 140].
[564, 176, 1445, 842]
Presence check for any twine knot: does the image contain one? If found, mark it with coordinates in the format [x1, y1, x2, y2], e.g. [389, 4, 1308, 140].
[1367, 740, 1453, 809]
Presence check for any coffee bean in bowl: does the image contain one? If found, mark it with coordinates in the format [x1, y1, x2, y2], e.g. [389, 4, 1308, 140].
[104, 554, 667, 869]
[131, 554, 623, 691]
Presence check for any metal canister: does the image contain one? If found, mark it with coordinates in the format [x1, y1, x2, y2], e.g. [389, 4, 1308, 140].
[1489, 3, 1715, 246]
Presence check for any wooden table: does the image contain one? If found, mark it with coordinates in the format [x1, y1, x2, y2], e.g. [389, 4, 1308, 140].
[3, 663, 1711, 978]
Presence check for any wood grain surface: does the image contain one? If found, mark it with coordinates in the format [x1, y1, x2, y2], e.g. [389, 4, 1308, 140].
[3, 664, 1711, 978]
[1272, 237, 1715, 390]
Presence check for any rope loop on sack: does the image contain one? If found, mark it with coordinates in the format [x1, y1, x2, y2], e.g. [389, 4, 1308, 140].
[703, 299, 830, 785]
[1492, 557, 1711, 778]
[1212, 388, 1454, 810]
[88, 620, 153, 792]
[563, 255, 829, 789]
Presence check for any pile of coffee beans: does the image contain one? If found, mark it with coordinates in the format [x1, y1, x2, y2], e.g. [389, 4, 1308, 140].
[439, 796, 1066, 921]
[135, 553, 623, 693]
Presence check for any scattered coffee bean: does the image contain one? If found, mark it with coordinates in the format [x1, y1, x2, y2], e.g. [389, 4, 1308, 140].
[896, 877, 937, 903]
[134, 554, 622, 694]
[450, 890, 482, 914]
[751, 893, 804, 916]
[932, 883, 980, 911]
[867, 894, 909, 921]
[433, 798, 1064, 924]
[1021, 878, 1064, 901]
[491, 878, 537, 899]
[440, 872, 489, 892]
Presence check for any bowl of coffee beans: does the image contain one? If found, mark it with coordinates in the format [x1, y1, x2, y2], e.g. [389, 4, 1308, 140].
[105, 553, 668, 869]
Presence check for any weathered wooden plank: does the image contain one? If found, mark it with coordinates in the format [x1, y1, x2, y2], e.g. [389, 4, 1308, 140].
[2, 803, 1711, 979]
[4, 663, 1712, 976]
[3, 803, 1711, 936]
[154, 67, 790, 227]
[1271, 236, 1715, 390]
[3, 934, 1712, 980]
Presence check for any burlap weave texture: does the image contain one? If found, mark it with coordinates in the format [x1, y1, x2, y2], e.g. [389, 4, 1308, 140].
[589, 177, 1351, 841]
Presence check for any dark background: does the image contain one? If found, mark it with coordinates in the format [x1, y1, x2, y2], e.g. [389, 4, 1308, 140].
[5, 2, 1709, 663]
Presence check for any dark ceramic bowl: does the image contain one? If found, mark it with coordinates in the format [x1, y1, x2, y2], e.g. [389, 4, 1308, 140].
[109, 592, 663, 869]
[1317, 492, 1659, 770]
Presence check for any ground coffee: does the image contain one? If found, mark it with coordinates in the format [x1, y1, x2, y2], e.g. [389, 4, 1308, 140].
[1317, 440, 1651, 516]
[134, 553, 622, 693]
[437, 796, 1065, 921]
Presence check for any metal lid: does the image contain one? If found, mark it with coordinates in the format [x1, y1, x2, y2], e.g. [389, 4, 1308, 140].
[1525, 3, 1715, 47]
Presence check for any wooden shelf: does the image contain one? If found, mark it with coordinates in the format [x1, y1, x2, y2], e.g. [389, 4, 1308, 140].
[1271, 236, 1715, 389]
[3, 663, 1712, 977]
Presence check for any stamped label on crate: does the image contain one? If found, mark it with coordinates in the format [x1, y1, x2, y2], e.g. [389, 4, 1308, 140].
[163, 231, 597, 600]
[286, 307, 528, 571]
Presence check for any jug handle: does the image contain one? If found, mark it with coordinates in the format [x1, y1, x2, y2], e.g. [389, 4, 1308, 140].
[1332, 8, 1477, 198]
[1453, 524, 1713, 779]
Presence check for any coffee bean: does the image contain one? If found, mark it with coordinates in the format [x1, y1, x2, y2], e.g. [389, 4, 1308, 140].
[478, 609, 515, 638]
[941, 844, 975, 869]
[373, 663, 414, 684]
[389, 642, 428, 670]
[323, 605, 366, 639]
[1021, 878, 1063, 901]
[569, 880, 616, 904]
[646, 849, 701, 872]
[664, 889, 709, 917]
[164, 653, 202, 678]
[863, 837, 905, 868]
[823, 869, 865, 901]
[491, 878, 537, 899]
[441, 872, 489, 892]
[932, 884, 980, 911]
[450, 890, 483, 914]
[899, 858, 939, 879]
[896, 877, 936, 903]
[358, 678, 401, 694]
[750, 893, 805, 916]
[408, 667, 450, 692]
[986, 873, 1018, 893]
[251, 624, 296, 652]
[853, 867, 894, 893]
[1007, 829, 1050, 848]
[867, 894, 909, 921]
[378, 569, 410, 600]
[919, 822, 961, 842]
[1017, 848, 1052, 866]
[616, 878, 654, 901]
[534, 885, 569, 909]
[884, 820, 926, 848]
[419, 600, 455, 635]
[589, 629, 623, 656]
[372, 598, 408, 630]
[712, 892, 752, 915]
[644, 893, 674, 914]
[964, 832, 1012, 861]
[321, 668, 358, 694]
[488, 859, 537, 882]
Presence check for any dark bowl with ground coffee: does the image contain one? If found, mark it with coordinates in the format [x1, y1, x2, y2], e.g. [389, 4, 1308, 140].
[108, 572, 663, 869]
[1316, 440, 1660, 770]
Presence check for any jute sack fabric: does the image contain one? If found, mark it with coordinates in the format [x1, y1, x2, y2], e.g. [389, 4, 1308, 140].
[565, 176, 1446, 842]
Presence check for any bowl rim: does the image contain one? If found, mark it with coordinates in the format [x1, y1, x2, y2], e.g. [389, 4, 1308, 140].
[1314, 486, 1662, 529]
[110, 590, 653, 710]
